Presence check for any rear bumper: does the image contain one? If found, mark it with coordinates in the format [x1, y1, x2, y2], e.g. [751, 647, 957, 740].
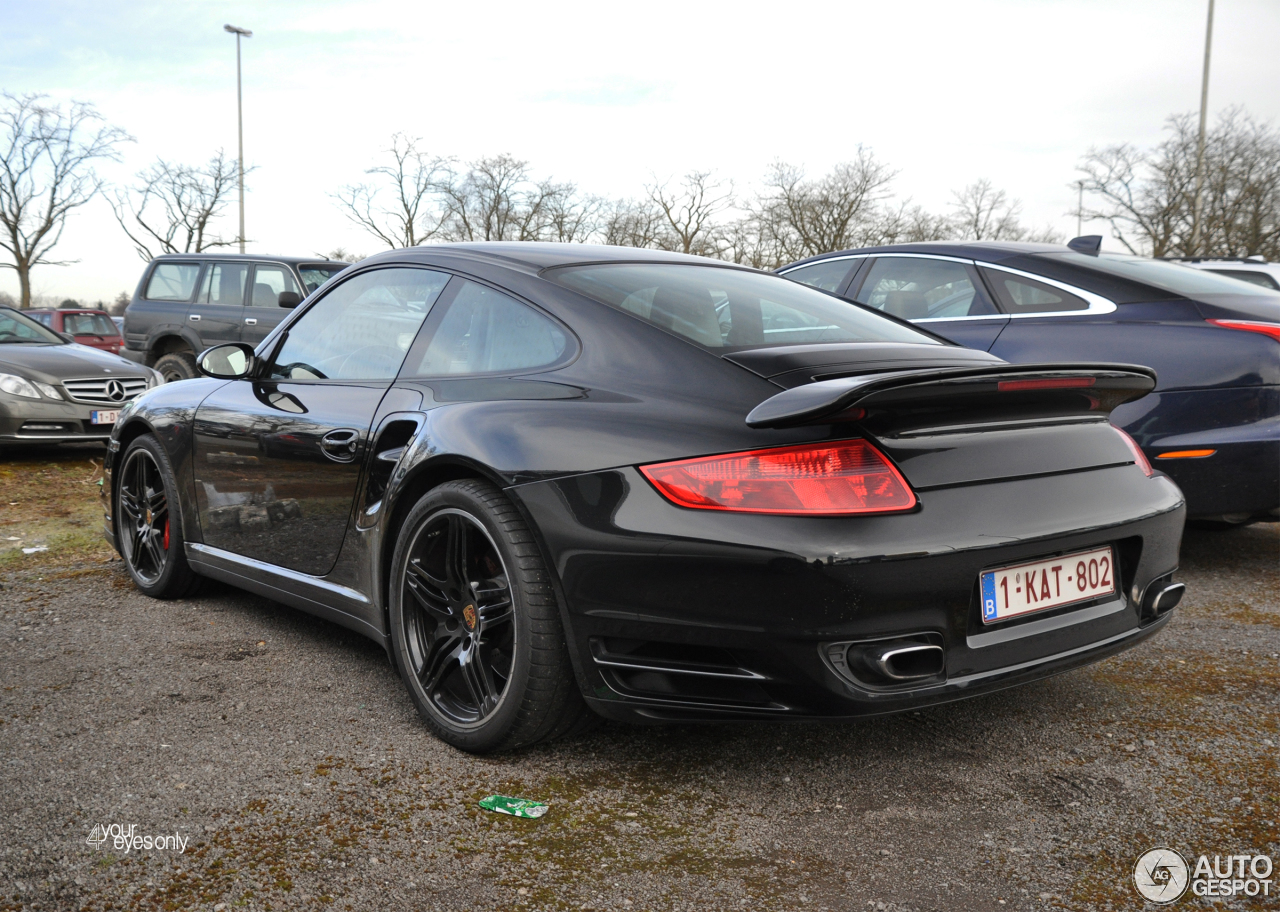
[1116, 386, 1279, 519]
[511, 463, 1186, 721]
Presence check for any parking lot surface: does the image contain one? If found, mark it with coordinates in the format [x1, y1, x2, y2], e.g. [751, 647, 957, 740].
[1, 446, 1276, 911]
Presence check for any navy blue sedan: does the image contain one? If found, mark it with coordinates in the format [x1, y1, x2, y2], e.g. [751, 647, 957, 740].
[779, 240, 1280, 525]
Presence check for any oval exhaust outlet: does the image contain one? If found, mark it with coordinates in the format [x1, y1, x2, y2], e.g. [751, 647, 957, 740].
[870, 643, 946, 681]
[1148, 582, 1185, 616]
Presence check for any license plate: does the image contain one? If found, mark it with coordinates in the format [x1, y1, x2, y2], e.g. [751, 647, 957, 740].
[90, 410, 119, 425]
[980, 546, 1117, 624]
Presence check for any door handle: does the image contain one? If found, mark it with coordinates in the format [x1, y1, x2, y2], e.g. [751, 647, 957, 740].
[320, 428, 360, 463]
[244, 317, 258, 325]
[188, 314, 201, 321]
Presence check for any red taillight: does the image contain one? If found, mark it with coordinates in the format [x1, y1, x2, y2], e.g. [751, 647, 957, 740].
[1113, 428, 1154, 477]
[1207, 319, 1280, 342]
[998, 377, 1096, 392]
[640, 439, 917, 515]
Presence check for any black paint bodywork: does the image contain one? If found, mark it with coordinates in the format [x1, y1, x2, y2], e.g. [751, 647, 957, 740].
[102, 244, 1185, 723]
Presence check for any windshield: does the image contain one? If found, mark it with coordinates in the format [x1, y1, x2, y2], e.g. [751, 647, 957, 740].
[299, 263, 349, 294]
[63, 312, 119, 336]
[547, 263, 940, 350]
[1039, 252, 1280, 298]
[0, 308, 66, 344]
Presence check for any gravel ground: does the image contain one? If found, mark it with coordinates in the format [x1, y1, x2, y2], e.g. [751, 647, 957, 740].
[0, 447, 1276, 912]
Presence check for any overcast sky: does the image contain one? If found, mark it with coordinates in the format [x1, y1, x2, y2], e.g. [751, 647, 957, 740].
[2, 0, 1278, 303]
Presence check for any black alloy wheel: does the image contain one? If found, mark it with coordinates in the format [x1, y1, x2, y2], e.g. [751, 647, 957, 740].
[403, 508, 516, 724]
[389, 479, 592, 752]
[116, 434, 202, 598]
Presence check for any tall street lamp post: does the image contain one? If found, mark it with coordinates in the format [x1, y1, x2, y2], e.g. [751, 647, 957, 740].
[1190, 0, 1215, 256]
[224, 24, 252, 254]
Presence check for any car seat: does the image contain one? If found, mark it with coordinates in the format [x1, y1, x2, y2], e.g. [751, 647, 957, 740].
[883, 290, 929, 319]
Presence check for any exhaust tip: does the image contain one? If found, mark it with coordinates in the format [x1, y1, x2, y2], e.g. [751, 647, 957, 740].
[1149, 582, 1185, 615]
[870, 644, 946, 681]
[828, 635, 947, 687]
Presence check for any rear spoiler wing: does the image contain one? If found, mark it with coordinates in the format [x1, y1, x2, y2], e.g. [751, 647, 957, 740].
[745, 363, 1157, 430]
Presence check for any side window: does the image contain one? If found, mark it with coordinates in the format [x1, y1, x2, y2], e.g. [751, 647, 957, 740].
[198, 263, 248, 306]
[781, 259, 856, 293]
[980, 268, 1089, 314]
[31, 313, 53, 327]
[250, 264, 302, 306]
[855, 258, 998, 320]
[144, 263, 201, 301]
[269, 268, 449, 381]
[408, 280, 570, 376]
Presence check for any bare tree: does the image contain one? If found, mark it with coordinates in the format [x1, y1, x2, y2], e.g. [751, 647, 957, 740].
[433, 155, 594, 243]
[948, 179, 1063, 244]
[1079, 108, 1279, 258]
[332, 134, 447, 248]
[1077, 144, 1185, 256]
[541, 188, 602, 243]
[0, 93, 131, 307]
[109, 151, 239, 261]
[320, 247, 367, 263]
[950, 179, 1024, 240]
[647, 170, 734, 256]
[600, 197, 666, 248]
[747, 152, 899, 266]
[869, 201, 955, 246]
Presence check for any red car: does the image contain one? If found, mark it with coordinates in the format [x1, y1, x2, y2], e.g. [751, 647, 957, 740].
[26, 309, 124, 354]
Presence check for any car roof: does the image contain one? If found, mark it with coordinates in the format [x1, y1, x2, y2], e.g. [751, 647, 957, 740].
[150, 253, 348, 266]
[784, 240, 1066, 269]
[359, 242, 755, 276]
[26, 308, 112, 315]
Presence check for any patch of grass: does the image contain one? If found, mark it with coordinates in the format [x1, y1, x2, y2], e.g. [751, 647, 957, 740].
[0, 446, 114, 569]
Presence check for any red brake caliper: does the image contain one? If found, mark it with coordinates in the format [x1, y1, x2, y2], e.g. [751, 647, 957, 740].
[163, 518, 170, 550]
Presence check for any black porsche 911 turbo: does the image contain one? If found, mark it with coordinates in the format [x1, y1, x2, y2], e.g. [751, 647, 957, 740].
[101, 243, 1186, 752]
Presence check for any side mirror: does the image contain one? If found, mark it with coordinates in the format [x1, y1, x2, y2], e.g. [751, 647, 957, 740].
[58, 331, 75, 343]
[277, 291, 302, 309]
[198, 342, 258, 380]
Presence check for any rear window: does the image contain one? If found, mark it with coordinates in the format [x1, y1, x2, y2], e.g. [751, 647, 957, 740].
[145, 262, 201, 301]
[547, 263, 939, 350]
[1038, 252, 1280, 298]
[1202, 268, 1280, 291]
[299, 263, 349, 294]
[62, 313, 119, 335]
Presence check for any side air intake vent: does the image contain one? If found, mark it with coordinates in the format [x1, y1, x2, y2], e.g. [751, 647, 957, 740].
[590, 638, 786, 710]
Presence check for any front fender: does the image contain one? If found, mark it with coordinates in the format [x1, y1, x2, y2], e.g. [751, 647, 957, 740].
[103, 378, 229, 552]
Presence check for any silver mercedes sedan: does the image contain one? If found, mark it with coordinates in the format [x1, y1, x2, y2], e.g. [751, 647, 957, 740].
[0, 307, 159, 448]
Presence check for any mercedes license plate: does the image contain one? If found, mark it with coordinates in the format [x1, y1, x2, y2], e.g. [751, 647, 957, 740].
[980, 546, 1116, 624]
[90, 410, 119, 425]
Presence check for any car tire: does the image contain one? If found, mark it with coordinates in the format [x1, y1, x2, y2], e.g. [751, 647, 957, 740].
[116, 434, 203, 599]
[388, 479, 592, 753]
[154, 352, 198, 383]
